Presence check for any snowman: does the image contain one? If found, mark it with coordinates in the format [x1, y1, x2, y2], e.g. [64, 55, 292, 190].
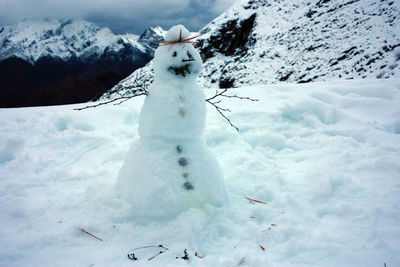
[117, 25, 227, 220]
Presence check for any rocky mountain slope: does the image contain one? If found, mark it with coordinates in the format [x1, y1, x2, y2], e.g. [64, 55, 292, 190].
[0, 19, 165, 107]
[103, 0, 400, 99]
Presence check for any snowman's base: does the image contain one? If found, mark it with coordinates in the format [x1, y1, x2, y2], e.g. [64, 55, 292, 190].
[116, 137, 227, 220]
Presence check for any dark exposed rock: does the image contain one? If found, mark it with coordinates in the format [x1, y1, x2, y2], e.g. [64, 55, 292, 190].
[306, 44, 324, 51]
[278, 71, 294, 82]
[219, 78, 235, 88]
[316, 0, 331, 8]
[343, 46, 357, 54]
[305, 9, 318, 18]
[337, 54, 347, 61]
[306, 65, 316, 71]
[199, 13, 257, 61]
[298, 78, 313, 84]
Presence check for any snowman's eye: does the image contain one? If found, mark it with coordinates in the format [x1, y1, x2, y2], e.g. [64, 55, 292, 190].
[172, 51, 177, 57]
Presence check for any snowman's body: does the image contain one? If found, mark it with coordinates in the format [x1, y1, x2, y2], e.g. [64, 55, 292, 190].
[117, 25, 226, 220]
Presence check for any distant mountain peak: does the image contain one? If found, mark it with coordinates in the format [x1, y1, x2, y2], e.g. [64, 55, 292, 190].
[138, 26, 166, 44]
[0, 18, 165, 64]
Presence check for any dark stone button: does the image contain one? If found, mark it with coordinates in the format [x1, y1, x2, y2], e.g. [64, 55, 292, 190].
[176, 145, 182, 153]
[182, 172, 189, 178]
[183, 182, 194, 190]
[178, 157, 188, 166]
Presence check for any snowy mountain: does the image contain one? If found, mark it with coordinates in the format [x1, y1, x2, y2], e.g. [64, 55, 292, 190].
[103, 0, 400, 98]
[0, 18, 165, 107]
[0, 18, 164, 63]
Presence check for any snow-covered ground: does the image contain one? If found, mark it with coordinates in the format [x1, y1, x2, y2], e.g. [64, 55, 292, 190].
[1, 79, 400, 266]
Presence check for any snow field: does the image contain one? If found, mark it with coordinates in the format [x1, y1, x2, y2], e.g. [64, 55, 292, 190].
[0, 79, 400, 266]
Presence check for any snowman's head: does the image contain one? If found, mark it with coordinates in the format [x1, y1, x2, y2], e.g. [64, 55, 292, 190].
[153, 25, 202, 82]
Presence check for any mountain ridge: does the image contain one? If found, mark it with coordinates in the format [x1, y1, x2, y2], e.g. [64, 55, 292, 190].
[0, 18, 166, 107]
[0, 18, 166, 63]
[102, 0, 400, 100]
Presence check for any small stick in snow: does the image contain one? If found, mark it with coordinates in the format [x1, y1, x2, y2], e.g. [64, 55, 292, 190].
[195, 252, 205, 258]
[148, 251, 165, 261]
[127, 244, 169, 261]
[245, 197, 267, 204]
[79, 228, 103, 241]
[262, 224, 278, 233]
[262, 227, 272, 233]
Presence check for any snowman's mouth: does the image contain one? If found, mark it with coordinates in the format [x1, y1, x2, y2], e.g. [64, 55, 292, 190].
[168, 63, 192, 77]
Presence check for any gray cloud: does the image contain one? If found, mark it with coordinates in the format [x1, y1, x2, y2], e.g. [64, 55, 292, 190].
[0, 0, 240, 34]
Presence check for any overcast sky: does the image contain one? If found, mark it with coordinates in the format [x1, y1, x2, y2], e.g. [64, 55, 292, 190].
[0, 0, 241, 34]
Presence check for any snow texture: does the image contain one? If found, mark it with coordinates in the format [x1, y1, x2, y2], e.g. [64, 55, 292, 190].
[117, 25, 226, 221]
[1, 79, 400, 266]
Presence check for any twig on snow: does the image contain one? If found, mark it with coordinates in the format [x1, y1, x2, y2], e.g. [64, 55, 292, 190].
[261, 224, 278, 233]
[245, 197, 267, 204]
[195, 252, 206, 258]
[79, 228, 103, 241]
[148, 251, 164, 261]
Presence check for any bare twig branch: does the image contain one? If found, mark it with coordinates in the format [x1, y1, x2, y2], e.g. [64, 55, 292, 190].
[206, 88, 258, 131]
[245, 197, 267, 204]
[74, 74, 149, 111]
[74, 92, 147, 110]
[208, 101, 239, 131]
[206, 88, 258, 102]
